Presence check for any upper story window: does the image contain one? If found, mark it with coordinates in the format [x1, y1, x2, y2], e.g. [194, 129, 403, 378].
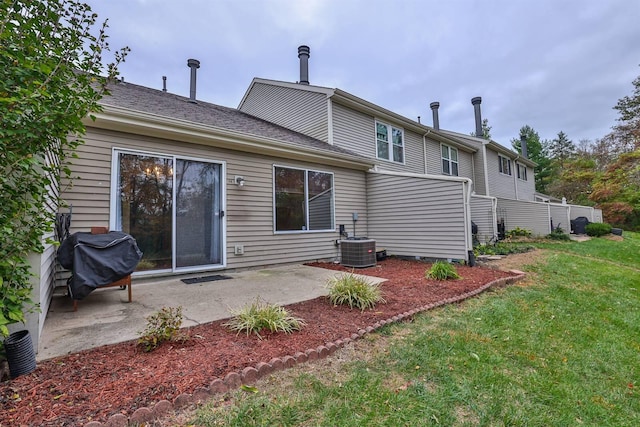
[441, 144, 459, 176]
[517, 163, 527, 181]
[499, 154, 512, 176]
[376, 121, 404, 163]
[274, 166, 334, 233]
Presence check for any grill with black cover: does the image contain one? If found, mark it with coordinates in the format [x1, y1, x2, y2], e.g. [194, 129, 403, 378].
[57, 231, 143, 300]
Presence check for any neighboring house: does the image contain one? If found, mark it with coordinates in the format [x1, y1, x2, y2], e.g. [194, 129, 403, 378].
[239, 46, 601, 241]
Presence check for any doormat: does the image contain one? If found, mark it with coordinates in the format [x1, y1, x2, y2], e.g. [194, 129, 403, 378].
[181, 275, 233, 284]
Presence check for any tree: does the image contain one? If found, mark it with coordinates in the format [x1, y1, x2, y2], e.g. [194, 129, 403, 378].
[0, 0, 128, 336]
[548, 131, 576, 168]
[547, 156, 597, 206]
[610, 65, 640, 152]
[511, 125, 553, 194]
[590, 150, 640, 229]
[587, 66, 640, 229]
[470, 118, 492, 139]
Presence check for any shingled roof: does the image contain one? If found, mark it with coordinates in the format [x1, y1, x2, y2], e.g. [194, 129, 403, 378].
[100, 80, 369, 162]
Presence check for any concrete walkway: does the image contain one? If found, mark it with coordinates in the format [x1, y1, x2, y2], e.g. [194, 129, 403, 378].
[38, 264, 384, 361]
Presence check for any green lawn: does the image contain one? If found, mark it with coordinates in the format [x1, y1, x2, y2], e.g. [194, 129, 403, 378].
[190, 232, 640, 426]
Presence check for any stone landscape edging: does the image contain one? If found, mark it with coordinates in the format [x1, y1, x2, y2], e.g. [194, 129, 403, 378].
[83, 270, 526, 427]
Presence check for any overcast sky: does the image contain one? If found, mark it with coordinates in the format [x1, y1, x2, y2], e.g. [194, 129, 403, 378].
[88, 0, 640, 147]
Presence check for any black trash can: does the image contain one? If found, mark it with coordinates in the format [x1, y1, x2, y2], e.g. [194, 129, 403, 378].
[4, 330, 36, 378]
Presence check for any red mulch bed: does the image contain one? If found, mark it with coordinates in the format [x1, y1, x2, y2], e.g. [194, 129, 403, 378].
[0, 258, 517, 426]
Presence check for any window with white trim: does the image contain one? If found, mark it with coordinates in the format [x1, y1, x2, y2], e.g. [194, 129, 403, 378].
[441, 144, 459, 176]
[376, 121, 404, 163]
[499, 155, 512, 176]
[274, 166, 334, 232]
[517, 163, 527, 181]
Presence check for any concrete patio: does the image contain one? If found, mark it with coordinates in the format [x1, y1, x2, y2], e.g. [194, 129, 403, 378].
[37, 264, 385, 361]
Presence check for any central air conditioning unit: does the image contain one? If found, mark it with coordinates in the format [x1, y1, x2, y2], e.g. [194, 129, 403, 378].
[340, 238, 376, 268]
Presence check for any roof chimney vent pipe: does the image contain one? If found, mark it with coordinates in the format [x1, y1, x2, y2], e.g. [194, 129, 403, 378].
[430, 101, 440, 130]
[162, 76, 167, 92]
[471, 96, 483, 138]
[520, 134, 528, 159]
[298, 45, 310, 85]
[187, 58, 200, 103]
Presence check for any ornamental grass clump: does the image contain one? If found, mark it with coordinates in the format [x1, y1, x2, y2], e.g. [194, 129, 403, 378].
[225, 298, 306, 339]
[326, 273, 385, 311]
[425, 261, 461, 280]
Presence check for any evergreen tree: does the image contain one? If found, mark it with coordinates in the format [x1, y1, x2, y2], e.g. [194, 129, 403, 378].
[470, 118, 492, 139]
[611, 65, 640, 152]
[511, 125, 553, 194]
[548, 131, 576, 167]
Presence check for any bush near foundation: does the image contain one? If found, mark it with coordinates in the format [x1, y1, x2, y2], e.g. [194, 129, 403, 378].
[585, 223, 613, 237]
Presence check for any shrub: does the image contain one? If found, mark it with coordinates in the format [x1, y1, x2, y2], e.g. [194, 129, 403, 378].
[585, 222, 613, 237]
[326, 273, 385, 311]
[225, 298, 306, 338]
[547, 227, 571, 241]
[138, 306, 185, 352]
[474, 242, 535, 256]
[506, 227, 532, 238]
[425, 261, 461, 280]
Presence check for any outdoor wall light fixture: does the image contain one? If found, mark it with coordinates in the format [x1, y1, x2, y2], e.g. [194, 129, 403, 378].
[234, 176, 245, 187]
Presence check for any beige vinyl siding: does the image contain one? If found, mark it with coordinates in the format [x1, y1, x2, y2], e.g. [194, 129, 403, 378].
[457, 150, 473, 180]
[496, 198, 551, 236]
[424, 137, 442, 175]
[331, 102, 424, 174]
[62, 127, 367, 272]
[569, 205, 599, 222]
[487, 150, 517, 199]
[367, 172, 469, 261]
[332, 102, 375, 157]
[549, 203, 571, 233]
[593, 209, 603, 223]
[239, 82, 328, 141]
[516, 163, 536, 201]
[472, 146, 487, 195]
[425, 138, 473, 180]
[470, 195, 497, 244]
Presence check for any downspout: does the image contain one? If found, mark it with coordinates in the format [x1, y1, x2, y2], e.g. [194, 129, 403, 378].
[491, 196, 498, 242]
[327, 97, 334, 145]
[513, 155, 520, 200]
[462, 178, 474, 265]
[422, 129, 431, 174]
[482, 142, 490, 196]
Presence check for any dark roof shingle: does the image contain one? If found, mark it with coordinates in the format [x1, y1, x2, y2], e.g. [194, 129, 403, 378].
[101, 81, 369, 161]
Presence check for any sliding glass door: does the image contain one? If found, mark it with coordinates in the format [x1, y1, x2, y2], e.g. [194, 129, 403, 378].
[174, 159, 222, 268]
[114, 150, 224, 273]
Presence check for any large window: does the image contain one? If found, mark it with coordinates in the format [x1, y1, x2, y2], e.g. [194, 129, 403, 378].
[274, 166, 334, 232]
[376, 121, 404, 163]
[499, 154, 512, 176]
[441, 144, 459, 176]
[113, 150, 224, 273]
[517, 163, 528, 181]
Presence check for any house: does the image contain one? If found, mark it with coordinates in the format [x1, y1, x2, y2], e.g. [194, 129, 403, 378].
[23, 58, 473, 350]
[23, 46, 600, 351]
